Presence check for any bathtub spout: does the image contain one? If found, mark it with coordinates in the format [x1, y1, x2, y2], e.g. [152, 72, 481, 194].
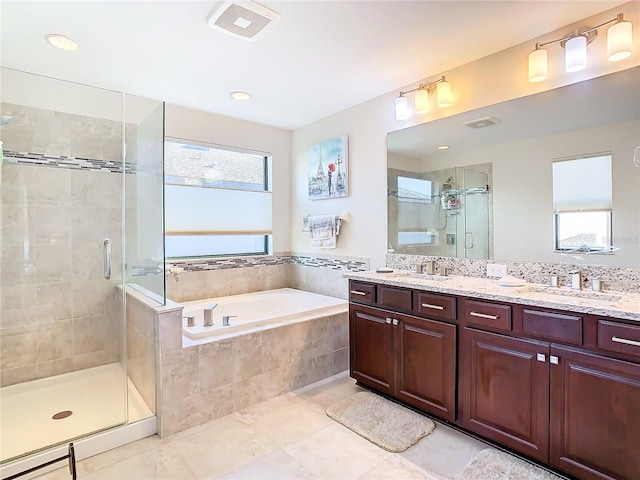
[203, 302, 218, 327]
[222, 315, 237, 326]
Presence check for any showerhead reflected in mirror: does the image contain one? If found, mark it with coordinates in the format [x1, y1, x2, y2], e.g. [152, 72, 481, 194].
[387, 67, 640, 267]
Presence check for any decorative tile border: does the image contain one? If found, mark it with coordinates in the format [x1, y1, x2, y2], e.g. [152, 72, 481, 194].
[169, 254, 369, 273]
[291, 255, 368, 271]
[2, 150, 131, 174]
[170, 255, 293, 272]
[387, 254, 640, 294]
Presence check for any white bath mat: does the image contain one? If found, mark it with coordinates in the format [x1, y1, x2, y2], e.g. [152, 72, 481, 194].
[455, 449, 565, 480]
[326, 391, 435, 452]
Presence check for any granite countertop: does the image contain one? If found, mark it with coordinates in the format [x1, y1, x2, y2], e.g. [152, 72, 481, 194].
[344, 270, 640, 322]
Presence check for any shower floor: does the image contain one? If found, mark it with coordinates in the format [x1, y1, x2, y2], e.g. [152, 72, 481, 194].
[0, 363, 153, 464]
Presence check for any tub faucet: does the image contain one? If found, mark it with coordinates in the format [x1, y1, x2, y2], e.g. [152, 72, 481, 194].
[203, 302, 218, 327]
[222, 315, 236, 326]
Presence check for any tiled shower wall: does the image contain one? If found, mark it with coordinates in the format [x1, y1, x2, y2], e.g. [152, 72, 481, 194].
[0, 103, 125, 387]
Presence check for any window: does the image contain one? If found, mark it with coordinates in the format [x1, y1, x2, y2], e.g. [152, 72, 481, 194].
[396, 176, 436, 246]
[552, 154, 612, 253]
[164, 139, 272, 258]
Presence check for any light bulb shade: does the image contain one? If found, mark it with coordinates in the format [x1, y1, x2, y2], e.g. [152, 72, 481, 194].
[528, 48, 548, 82]
[607, 20, 632, 61]
[414, 89, 429, 114]
[565, 35, 587, 72]
[395, 95, 409, 120]
[436, 81, 451, 108]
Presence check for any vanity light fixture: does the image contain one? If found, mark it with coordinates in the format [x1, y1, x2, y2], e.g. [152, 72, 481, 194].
[528, 12, 632, 82]
[395, 76, 451, 120]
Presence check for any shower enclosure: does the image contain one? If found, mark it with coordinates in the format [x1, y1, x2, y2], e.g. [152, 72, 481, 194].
[388, 164, 492, 258]
[0, 68, 165, 471]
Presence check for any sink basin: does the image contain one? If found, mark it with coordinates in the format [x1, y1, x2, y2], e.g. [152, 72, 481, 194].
[388, 272, 449, 282]
[525, 285, 622, 302]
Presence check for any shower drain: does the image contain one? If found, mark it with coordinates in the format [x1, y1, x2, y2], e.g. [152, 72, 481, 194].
[52, 410, 73, 420]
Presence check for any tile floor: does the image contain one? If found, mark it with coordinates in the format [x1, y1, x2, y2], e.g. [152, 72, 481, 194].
[36, 372, 527, 480]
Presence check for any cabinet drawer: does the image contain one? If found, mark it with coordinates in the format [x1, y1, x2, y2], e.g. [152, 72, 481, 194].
[522, 309, 583, 346]
[598, 320, 640, 359]
[415, 292, 457, 321]
[378, 285, 412, 311]
[349, 281, 376, 304]
[462, 299, 512, 331]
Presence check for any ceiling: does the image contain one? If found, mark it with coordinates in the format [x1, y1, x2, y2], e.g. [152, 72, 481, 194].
[0, 1, 628, 130]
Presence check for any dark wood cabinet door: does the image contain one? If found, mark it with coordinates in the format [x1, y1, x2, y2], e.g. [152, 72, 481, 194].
[460, 327, 550, 462]
[395, 313, 457, 421]
[349, 304, 394, 395]
[550, 346, 640, 480]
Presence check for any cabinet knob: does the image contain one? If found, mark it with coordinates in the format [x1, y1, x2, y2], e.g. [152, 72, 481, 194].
[392, 319, 399, 326]
[550, 355, 559, 365]
[536, 353, 546, 363]
[385, 318, 392, 324]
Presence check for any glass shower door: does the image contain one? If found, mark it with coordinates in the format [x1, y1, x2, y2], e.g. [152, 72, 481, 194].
[0, 68, 128, 463]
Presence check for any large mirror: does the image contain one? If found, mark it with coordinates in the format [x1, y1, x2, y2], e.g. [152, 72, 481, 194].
[387, 66, 640, 267]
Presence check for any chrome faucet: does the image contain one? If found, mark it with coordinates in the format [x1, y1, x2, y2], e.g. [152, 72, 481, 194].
[569, 271, 582, 290]
[184, 315, 195, 328]
[425, 260, 435, 275]
[203, 302, 218, 326]
[222, 315, 236, 326]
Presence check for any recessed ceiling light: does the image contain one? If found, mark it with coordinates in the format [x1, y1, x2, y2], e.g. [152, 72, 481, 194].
[438, 145, 449, 150]
[45, 34, 79, 51]
[230, 91, 252, 101]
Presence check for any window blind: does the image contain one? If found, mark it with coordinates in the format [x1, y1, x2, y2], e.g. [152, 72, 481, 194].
[552, 155, 612, 212]
[165, 184, 272, 235]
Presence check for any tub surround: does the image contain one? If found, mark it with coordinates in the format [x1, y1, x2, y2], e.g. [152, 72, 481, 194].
[158, 310, 349, 437]
[127, 283, 350, 438]
[166, 253, 369, 302]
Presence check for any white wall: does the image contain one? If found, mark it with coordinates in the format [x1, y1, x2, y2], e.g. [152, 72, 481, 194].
[291, 2, 640, 269]
[164, 104, 292, 254]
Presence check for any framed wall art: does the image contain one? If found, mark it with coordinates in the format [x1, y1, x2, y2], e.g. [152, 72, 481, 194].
[308, 135, 348, 200]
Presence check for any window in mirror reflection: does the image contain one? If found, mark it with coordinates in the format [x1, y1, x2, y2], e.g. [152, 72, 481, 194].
[552, 154, 613, 253]
[396, 176, 435, 246]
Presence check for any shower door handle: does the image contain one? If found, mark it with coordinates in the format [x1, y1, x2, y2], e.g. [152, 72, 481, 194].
[103, 239, 112, 280]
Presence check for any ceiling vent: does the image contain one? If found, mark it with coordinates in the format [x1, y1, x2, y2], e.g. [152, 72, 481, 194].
[463, 116, 500, 129]
[207, 1, 280, 40]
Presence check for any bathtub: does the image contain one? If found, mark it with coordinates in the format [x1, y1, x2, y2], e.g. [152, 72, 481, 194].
[181, 288, 348, 340]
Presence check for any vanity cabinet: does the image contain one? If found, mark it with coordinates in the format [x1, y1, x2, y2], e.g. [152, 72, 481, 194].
[460, 327, 550, 462]
[349, 281, 457, 421]
[459, 298, 640, 480]
[349, 304, 395, 395]
[395, 311, 456, 419]
[549, 345, 640, 480]
[348, 278, 640, 480]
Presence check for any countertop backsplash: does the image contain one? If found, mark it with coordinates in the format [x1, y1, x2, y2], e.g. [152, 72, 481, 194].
[386, 254, 640, 294]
